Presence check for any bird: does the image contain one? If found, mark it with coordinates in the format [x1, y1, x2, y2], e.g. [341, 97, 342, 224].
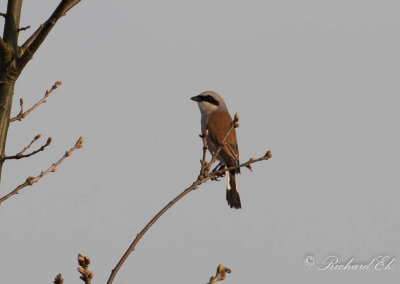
[191, 91, 241, 209]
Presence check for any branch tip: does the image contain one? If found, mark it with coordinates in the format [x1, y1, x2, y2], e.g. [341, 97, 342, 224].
[234, 112, 239, 122]
[46, 137, 52, 146]
[0, 137, 84, 203]
[53, 273, 64, 284]
[10, 81, 63, 122]
[54, 81, 62, 88]
[78, 254, 85, 264]
[208, 264, 231, 284]
[77, 254, 93, 283]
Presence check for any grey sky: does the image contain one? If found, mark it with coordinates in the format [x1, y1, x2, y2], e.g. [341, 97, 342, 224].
[1, 0, 399, 283]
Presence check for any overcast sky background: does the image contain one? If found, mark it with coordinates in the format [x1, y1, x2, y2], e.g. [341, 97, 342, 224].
[1, 0, 399, 283]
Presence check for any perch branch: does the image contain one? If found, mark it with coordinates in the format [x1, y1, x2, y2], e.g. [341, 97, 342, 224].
[0, 137, 83, 204]
[210, 151, 272, 178]
[107, 178, 205, 284]
[10, 81, 62, 122]
[207, 264, 232, 284]
[77, 254, 94, 284]
[107, 113, 272, 284]
[2, 134, 52, 161]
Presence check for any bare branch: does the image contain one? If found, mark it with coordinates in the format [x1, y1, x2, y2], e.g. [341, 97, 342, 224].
[210, 150, 272, 178]
[78, 254, 94, 284]
[107, 178, 205, 284]
[1, 134, 52, 161]
[207, 264, 232, 284]
[107, 114, 271, 284]
[17, 0, 81, 72]
[10, 81, 62, 122]
[17, 25, 30, 32]
[0, 13, 6, 17]
[53, 274, 64, 284]
[16, 134, 41, 155]
[0, 137, 83, 204]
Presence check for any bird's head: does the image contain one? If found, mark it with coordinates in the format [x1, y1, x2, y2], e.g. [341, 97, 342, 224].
[191, 91, 228, 114]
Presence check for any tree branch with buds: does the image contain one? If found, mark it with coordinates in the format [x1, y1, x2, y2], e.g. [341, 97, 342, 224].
[207, 264, 231, 284]
[1, 134, 52, 161]
[77, 254, 94, 284]
[107, 113, 271, 284]
[0, 137, 83, 204]
[0, 0, 82, 181]
[10, 81, 62, 122]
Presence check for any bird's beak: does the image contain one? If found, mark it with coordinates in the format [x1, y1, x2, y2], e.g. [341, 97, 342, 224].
[191, 95, 200, 102]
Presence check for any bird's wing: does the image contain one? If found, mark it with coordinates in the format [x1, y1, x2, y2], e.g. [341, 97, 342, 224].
[207, 111, 240, 169]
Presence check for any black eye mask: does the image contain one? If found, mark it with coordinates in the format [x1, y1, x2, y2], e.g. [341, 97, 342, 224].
[200, 95, 219, 106]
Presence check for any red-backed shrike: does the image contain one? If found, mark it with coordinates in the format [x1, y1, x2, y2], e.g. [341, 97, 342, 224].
[191, 91, 241, 209]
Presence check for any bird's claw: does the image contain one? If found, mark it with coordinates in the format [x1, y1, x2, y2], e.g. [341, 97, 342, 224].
[210, 170, 226, 181]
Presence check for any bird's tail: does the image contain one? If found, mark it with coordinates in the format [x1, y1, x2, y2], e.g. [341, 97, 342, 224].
[226, 170, 241, 209]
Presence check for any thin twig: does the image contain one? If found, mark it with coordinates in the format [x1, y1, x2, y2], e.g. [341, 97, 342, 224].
[16, 133, 41, 155]
[210, 151, 272, 178]
[107, 179, 205, 284]
[77, 254, 94, 284]
[9, 81, 62, 122]
[0, 137, 83, 204]
[207, 264, 232, 284]
[107, 113, 272, 284]
[0, 13, 6, 17]
[2, 134, 52, 161]
[17, 25, 30, 32]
